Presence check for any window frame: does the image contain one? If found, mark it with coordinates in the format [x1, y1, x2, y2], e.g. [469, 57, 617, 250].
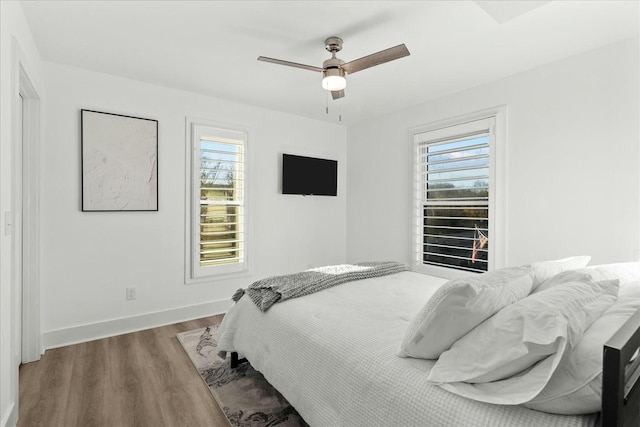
[185, 117, 250, 283]
[410, 107, 507, 279]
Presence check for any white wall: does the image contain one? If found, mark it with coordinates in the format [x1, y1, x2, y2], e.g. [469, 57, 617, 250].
[0, 2, 45, 426]
[40, 63, 347, 348]
[347, 38, 640, 269]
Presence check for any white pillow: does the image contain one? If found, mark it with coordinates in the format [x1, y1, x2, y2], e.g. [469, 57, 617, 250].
[589, 262, 640, 287]
[535, 262, 640, 293]
[398, 266, 533, 359]
[399, 257, 590, 360]
[529, 256, 591, 291]
[427, 278, 618, 405]
[524, 280, 640, 414]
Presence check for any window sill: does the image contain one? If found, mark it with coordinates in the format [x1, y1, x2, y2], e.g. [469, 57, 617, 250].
[185, 268, 251, 285]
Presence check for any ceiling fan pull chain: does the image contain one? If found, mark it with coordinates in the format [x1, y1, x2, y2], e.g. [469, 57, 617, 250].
[326, 91, 329, 115]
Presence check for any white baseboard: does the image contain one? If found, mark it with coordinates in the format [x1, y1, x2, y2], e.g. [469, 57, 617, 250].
[2, 401, 18, 427]
[42, 299, 232, 350]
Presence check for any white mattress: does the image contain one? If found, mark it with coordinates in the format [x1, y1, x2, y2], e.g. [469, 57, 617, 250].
[217, 271, 597, 427]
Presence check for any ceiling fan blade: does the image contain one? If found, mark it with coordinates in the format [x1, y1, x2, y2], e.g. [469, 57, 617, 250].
[341, 44, 410, 75]
[331, 89, 345, 100]
[257, 56, 324, 72]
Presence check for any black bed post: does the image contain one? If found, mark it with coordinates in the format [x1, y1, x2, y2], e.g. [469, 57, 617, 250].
[602, 309, 640, 427]
[230, 351, 240, 368]
[602, 345, 624, 426]
[229, 352, 247, 369]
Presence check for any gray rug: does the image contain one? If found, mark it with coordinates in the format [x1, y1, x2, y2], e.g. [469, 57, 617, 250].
[177, 325, 308, 427]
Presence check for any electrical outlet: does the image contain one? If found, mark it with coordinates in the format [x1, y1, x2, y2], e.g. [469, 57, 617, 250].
[126, 287, 136, 301]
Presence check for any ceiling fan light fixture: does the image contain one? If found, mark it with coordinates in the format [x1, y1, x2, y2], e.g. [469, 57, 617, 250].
[258, 37, 410, 100]
[322, 68, 346, 91]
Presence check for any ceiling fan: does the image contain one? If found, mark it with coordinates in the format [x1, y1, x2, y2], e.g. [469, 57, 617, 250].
[257, 36, 410, 100]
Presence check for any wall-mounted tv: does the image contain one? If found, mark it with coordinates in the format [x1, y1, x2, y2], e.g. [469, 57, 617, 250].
[282, 154, 338, 196]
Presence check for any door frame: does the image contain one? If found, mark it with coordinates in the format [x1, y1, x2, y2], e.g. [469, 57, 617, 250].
[15, 52, 41, 363]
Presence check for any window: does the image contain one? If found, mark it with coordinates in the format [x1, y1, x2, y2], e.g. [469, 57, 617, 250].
[188, 121, 248, 279]
[413, 113, 502, 277]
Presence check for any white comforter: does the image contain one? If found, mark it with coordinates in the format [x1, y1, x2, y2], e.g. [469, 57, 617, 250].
[217, 271, 596, 427]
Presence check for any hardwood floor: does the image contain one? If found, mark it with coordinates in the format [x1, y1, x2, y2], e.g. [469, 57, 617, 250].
[18, 315, 230, 427]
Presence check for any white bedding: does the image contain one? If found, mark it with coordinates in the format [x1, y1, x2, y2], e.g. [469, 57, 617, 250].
[217, 271, 597, 427]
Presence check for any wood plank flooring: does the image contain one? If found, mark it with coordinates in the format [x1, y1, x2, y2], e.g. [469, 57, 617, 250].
[18, 315, 229, 427]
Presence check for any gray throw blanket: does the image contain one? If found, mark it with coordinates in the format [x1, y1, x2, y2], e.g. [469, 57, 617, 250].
[232, 261, 411, 312]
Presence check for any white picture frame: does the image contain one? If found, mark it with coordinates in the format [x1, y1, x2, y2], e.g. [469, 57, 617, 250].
[81, 109, 158, 211]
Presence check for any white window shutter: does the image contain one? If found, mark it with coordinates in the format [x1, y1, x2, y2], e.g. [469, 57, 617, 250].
[191, 123, 248, 278]
[414, 117, 495, 274]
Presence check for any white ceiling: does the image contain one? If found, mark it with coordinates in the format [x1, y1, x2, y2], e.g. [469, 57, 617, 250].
[21, 1, 639, 125]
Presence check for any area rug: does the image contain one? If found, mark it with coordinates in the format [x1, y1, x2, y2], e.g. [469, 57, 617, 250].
[177, 325, 308, 427]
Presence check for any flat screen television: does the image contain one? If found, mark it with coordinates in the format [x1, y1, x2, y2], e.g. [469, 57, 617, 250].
[282, 154, 338, 196]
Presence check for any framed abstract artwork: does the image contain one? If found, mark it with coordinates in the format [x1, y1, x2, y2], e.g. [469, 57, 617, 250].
[81, 109, 158, 211]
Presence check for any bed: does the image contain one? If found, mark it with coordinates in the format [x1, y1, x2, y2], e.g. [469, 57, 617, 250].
[217, 260, 640, 427]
